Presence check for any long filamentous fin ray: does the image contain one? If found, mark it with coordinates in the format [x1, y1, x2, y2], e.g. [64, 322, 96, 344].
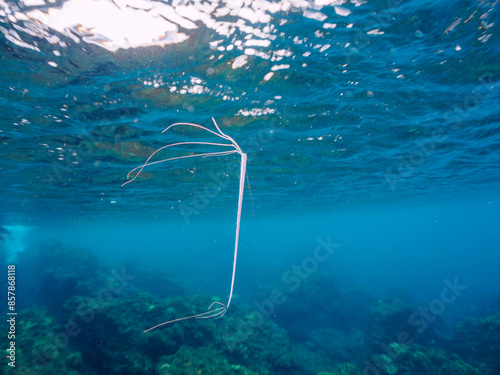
[122, 119, 246, 332]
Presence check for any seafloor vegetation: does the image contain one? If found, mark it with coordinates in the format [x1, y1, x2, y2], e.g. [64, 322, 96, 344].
[6, 240, 499, 374]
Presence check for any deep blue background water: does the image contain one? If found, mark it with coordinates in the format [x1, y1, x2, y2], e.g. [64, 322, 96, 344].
[18, 198, 499, 322]
[0, 0, 499, 369]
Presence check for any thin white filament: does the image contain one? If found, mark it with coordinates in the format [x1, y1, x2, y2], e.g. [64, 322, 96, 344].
[122, 119, 246, 332]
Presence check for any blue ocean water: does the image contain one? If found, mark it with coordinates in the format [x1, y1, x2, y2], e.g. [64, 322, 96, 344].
[1, 0, 499, 374]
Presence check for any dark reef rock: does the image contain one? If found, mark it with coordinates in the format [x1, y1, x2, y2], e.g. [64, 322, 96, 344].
[365, 343, 488, 375]
[254, 271, 371, 372]
[13, 306, 88, 375]
[119, 260, 187, 299]
[156, 346, 258, 375]
[363, 296, 441, 357]
[265, 271, 371, 338]
[292, 327, 364, 372]
[13, 240, 498, 375]
[318, 363, 362, 375]
[446, 312, 500, 373]
[62, 292, 296, 375]
[14, 241, 299, 374]
[25, 240, 105, 316]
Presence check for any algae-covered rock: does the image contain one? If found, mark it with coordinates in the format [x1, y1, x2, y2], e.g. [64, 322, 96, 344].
[63, 292, 158, 374]
[10, 306, 89, 375]
[365, 343, 487, 375]
[318, 363, 362, 375]
[364, 296, 440, 356]
[13, 240, 297, 374]
[291, 327, 364, 373]
[447, 312, 500, 373]
[217, 308, 295, 374]
[157, 346, 258, 375]
[63, 292, 295, 374]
